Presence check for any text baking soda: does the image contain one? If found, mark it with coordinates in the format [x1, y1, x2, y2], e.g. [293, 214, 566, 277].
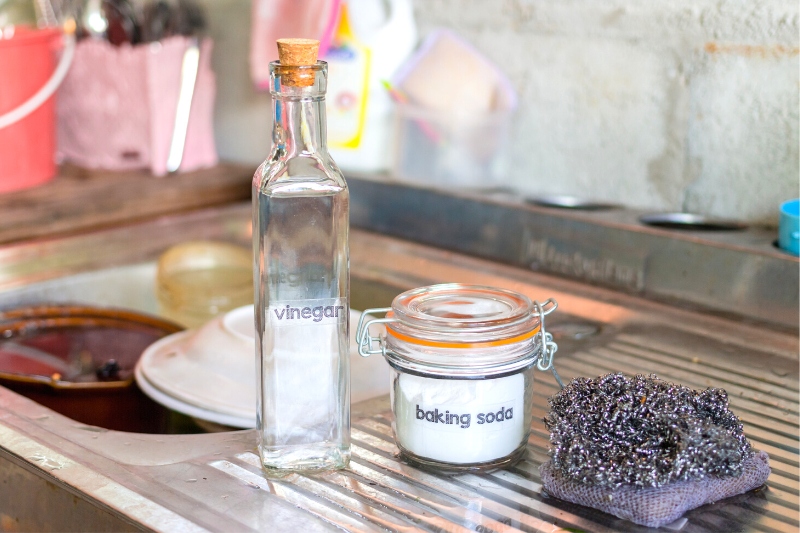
[357, 284, 559, 472]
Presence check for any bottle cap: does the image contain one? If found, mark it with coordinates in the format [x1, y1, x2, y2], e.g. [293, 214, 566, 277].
[277, 38, 320, 87]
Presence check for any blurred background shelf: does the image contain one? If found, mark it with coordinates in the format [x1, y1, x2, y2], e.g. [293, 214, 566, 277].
[0, 164, 254, 245]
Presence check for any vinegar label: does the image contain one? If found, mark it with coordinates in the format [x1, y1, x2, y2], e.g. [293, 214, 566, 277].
[268, 298, 348, 328]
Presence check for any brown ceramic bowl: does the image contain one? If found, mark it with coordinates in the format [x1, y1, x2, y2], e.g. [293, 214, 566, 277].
[0, 305, 185, 433]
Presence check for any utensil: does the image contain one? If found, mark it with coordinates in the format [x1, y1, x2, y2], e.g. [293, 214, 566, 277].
[164, 0, 205, 172]
[80, 0, 108, 38]
[173, 0, 205, 36]
[140, 0, 173, 42]
[165, 36, 199, 172]
[80, 0, 138, 45]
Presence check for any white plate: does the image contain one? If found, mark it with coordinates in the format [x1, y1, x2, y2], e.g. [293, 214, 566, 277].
[136, 325, 256, 420]
[135, 307, 389, 428]
[135, 358, 255, 428]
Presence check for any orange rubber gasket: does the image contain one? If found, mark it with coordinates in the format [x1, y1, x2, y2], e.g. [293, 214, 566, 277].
[385, 324, 540, 349]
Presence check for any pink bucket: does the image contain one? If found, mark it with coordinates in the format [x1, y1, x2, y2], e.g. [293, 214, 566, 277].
[0, 27, 61, 192]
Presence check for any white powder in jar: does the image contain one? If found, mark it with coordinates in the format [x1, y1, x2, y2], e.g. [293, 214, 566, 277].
[393, 372, 526, 464]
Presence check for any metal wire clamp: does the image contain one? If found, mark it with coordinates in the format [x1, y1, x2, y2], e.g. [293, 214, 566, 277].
[533, 299, 564, 389]
[356, 307, 394, 358]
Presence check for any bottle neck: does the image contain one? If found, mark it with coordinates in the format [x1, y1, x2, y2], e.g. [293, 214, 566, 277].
[272, 95, 327, 158]
[268, 61, 329, 161]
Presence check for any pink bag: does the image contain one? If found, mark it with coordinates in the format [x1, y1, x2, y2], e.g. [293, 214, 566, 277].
[57, 36, 217, 175]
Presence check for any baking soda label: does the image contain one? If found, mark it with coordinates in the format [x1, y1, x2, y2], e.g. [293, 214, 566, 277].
[414, 403, 517, 432]
[394, 373, 527, 464]
[268, 298, 348, 328]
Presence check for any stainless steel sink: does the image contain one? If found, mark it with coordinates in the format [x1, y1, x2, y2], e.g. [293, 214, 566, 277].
[0, 260, 398, 434]
[0, 201, 797, 532]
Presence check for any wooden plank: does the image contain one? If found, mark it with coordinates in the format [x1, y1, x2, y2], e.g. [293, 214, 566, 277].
[0, 164, 255, 244]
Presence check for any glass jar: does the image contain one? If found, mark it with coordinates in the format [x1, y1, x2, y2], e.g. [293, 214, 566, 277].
[356, 284, 560, 472]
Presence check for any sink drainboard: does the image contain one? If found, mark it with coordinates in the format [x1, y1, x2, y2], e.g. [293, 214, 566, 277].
[201, 329, 798, 533]
[0, 211, 796, 532]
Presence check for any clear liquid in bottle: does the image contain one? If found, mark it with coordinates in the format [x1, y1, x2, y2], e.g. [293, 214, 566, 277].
[253, 40, 350, 474]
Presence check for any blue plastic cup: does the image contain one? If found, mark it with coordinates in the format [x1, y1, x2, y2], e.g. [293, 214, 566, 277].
[778, 199, 800, 256]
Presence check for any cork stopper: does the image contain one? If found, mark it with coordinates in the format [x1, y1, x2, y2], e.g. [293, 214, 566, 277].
[276, 38, 320, 87]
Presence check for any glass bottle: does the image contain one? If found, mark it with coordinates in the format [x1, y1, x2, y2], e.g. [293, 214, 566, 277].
[252, 39, 350, 474]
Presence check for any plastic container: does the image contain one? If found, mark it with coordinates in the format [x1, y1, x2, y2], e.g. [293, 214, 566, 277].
[392, 104, 512, 188]
[324, 0, 416, 172]
[356, 284, 560, 472]
[389, 29, 517, 188]
[779, 199, 800, 256]
[156, 241, 253, 329]
[0, 27, 61, 192]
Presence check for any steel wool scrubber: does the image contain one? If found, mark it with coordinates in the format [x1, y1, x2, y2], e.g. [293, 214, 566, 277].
[540, 373, 771, 528]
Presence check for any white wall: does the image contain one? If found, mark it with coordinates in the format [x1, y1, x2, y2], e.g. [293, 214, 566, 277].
[204, 0, 799, 225]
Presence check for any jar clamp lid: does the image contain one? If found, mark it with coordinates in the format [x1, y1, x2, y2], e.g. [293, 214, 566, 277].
[356, 284, 563, 385]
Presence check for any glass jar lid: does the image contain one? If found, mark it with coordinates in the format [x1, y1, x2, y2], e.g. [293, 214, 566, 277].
[357, 285, 560, 379]
[387, 284, 539, 346]
[374, 284, 545, 377]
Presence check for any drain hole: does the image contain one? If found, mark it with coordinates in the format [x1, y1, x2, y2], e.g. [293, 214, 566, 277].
[548, 322, 601, 340]
[639, 213, 747, 231]
[526, 195, 619, 211]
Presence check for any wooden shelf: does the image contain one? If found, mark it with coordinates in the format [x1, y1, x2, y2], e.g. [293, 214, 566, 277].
[0, 164, 255, 245]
